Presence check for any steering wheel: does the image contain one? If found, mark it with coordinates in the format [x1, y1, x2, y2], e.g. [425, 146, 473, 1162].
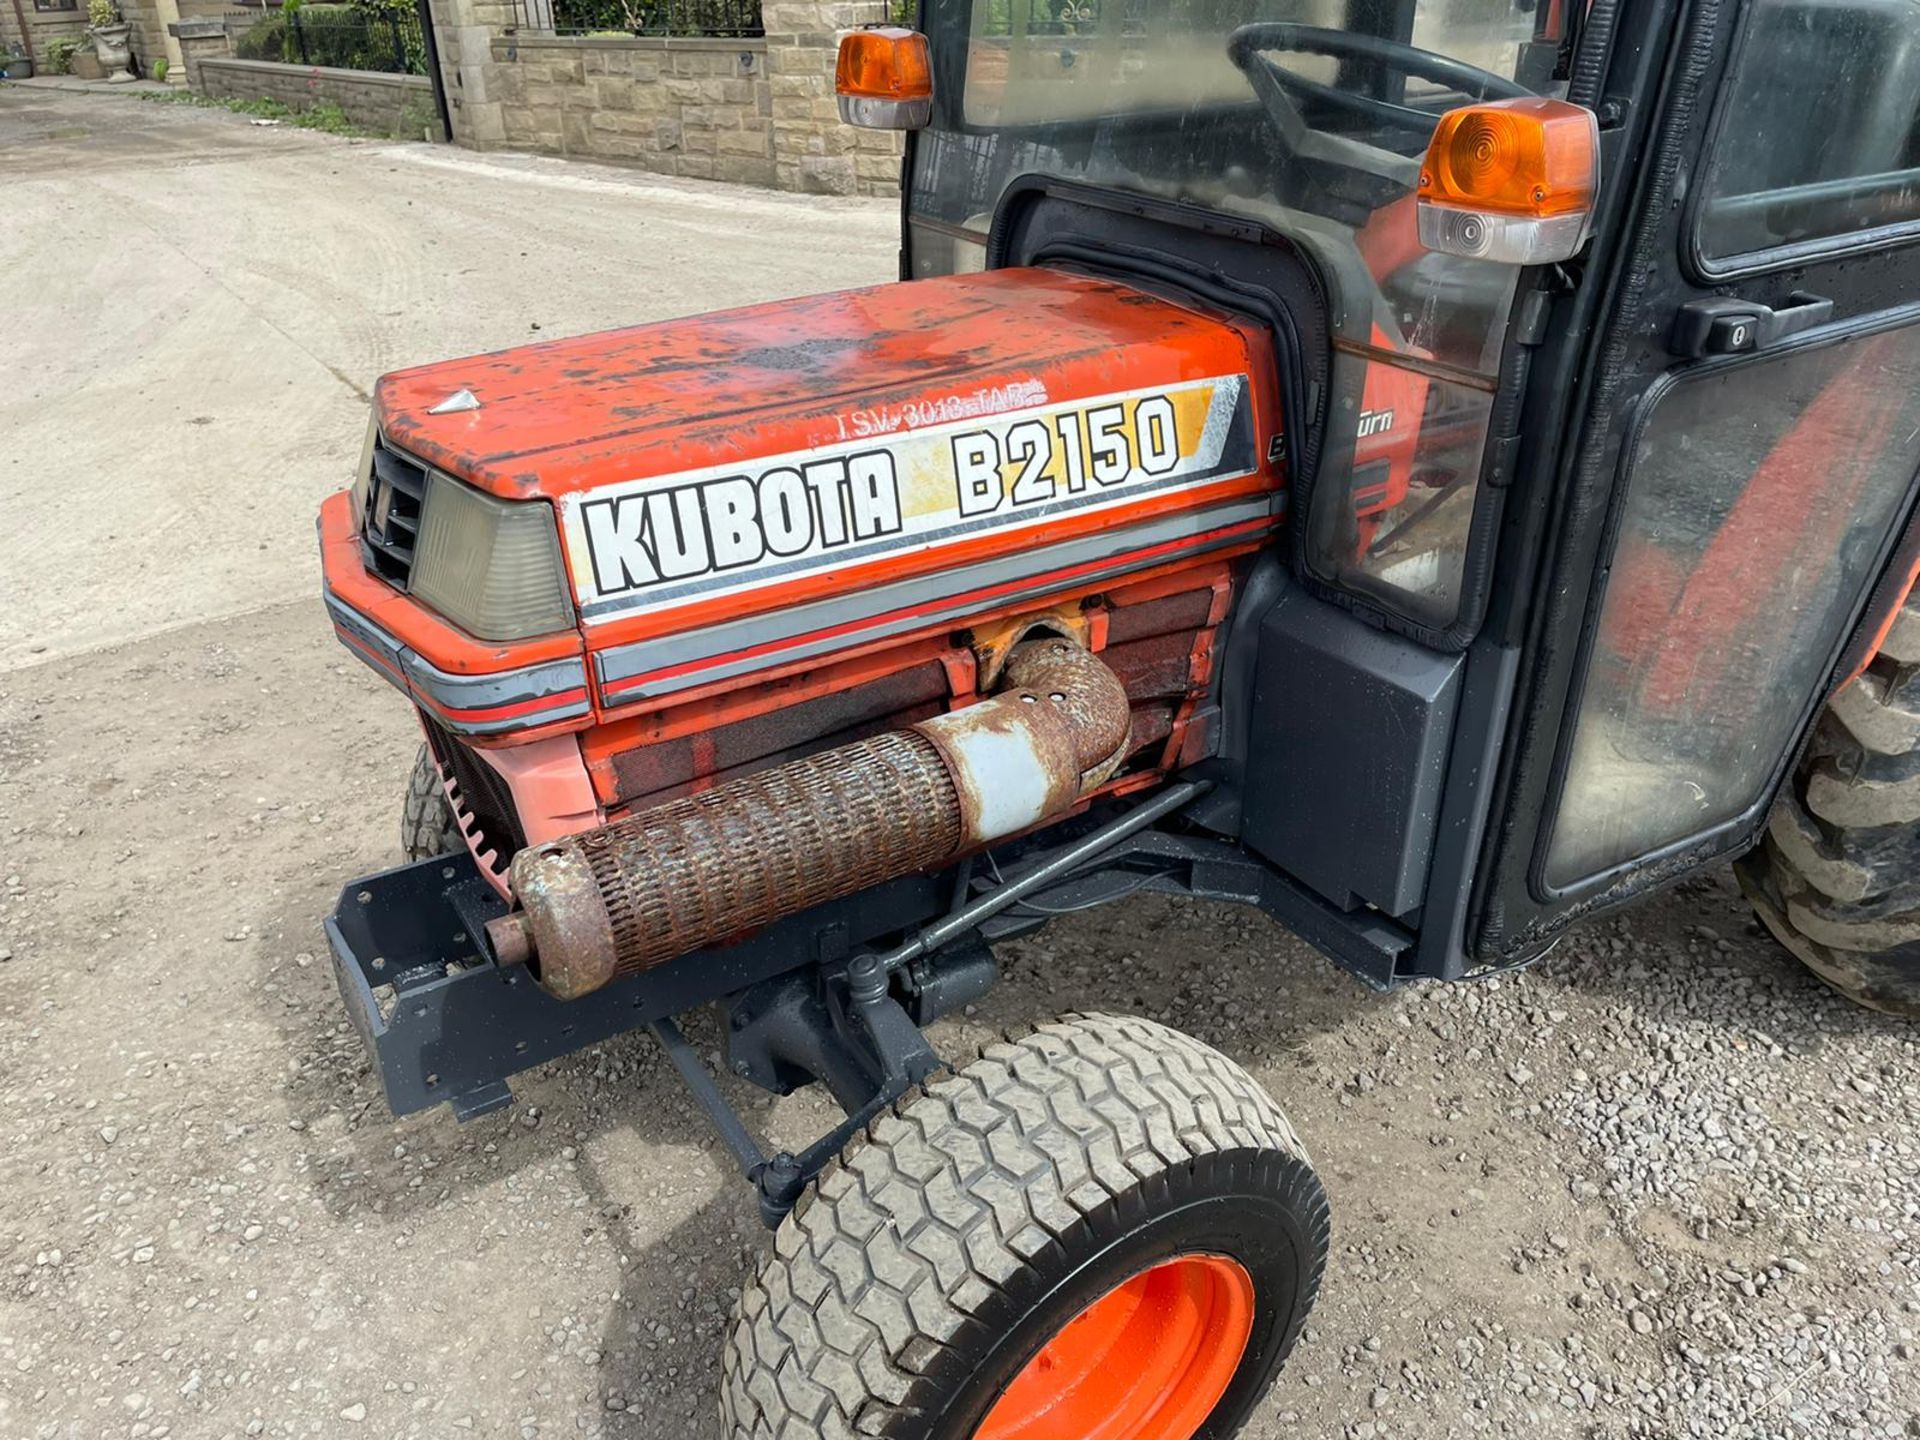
[1226, 23, 1534, 219]
[1228, 23, 1533, 139]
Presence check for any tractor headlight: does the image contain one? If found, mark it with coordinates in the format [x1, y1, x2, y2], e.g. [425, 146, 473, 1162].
[409, 474, 574, 641]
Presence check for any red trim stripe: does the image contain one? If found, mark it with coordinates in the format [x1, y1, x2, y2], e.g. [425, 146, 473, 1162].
[418, 686, 591, 726]
[334, 624, 406, 684]
[598, 516, 1272, 701]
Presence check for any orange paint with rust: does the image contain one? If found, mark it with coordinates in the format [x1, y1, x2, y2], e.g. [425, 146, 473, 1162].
[324, 267, 1286, 861]
[375, 269, 1270, 504]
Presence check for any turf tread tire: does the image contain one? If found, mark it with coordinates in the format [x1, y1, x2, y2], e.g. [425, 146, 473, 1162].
[1740, 590, 1920, 1016]
[400, 744, 462, 861]
[719, 1013, 1328, 1440]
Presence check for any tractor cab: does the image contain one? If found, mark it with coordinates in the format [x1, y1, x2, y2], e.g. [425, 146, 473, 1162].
[317, 4, 1920, 1436]
[875, 0, 1920, 975]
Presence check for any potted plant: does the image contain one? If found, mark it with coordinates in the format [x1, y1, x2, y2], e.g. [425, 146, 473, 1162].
[0, 45, 33, 79]
[88, 0, 135, 83]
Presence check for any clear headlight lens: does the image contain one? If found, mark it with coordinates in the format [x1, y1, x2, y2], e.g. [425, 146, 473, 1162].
[409, 474, 574, 641]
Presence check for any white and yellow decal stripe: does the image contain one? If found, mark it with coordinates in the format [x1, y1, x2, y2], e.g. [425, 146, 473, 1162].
[561, 374, 1257, 626]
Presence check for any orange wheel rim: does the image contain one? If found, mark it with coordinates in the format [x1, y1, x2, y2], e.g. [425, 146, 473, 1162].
[973, 1254, 1255, 1440]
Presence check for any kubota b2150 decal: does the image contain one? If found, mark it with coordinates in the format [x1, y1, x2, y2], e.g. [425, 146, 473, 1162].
[560, 375, 1256, 625]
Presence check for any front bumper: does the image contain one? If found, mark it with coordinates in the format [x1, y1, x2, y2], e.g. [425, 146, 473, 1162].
[328, 851, 555, 1120]
[326, 848, 952, 1121]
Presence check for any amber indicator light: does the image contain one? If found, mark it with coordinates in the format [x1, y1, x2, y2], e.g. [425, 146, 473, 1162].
[1420, 97, 1598, 219]
[835, 27, 933, 102]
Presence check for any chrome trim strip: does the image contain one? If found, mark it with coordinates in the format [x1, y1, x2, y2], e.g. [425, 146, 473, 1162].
[400, 651, 591, 713]
[592, 498, 1275, 705]
[323, 585, 590, 737]
[325, 591, 407, 675]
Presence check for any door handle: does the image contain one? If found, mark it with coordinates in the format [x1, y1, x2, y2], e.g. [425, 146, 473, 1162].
[1670, 291, 1835, 359]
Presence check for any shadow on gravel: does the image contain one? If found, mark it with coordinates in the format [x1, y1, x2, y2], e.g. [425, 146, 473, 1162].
[976, 893, 1396, 1061]
[256, 852, 1909, 1245]
[250, 866, 769, 1434]
[1538, 872, 1907, 1052]
[251, 873, 739, 1226]
[582, 1158, 752, 1435]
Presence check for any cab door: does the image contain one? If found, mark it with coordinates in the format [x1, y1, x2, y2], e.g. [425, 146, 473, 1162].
[1468, 0, 1920, 959]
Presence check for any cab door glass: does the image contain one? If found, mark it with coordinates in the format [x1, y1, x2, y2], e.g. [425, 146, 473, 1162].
[1696, 0, 1920, 268]
[1546, 324, 1920, 886]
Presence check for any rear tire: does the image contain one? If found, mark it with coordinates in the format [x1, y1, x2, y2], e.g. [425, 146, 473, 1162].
[400, 744, 462, 861]
[1738, 595, 1920, 1017]
[720, 1013, 1329, 1440]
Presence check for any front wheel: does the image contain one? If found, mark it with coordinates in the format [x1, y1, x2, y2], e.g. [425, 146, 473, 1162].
[721, 1014, 1329, 1440]
[400, 743, 462, 862]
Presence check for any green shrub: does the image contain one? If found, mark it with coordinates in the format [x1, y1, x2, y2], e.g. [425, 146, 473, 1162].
[233, 3, 422, 74]
[44, 34, 85, 74]
[232, 13, 289, 61]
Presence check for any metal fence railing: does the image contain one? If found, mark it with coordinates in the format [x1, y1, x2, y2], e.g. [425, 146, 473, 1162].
[231, 3, 428, 76]
[512, 0, 763, 37]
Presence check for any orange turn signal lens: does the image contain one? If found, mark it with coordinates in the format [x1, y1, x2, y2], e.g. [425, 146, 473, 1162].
[836, 26, 931, 101]
[1417, 97, 1599, 264]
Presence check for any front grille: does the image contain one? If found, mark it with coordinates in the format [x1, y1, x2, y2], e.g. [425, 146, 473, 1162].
[362, 437, 429, 588]
[423, 718, 528, 875]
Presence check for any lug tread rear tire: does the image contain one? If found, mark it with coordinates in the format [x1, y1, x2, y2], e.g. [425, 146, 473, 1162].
[400, 744, 462, 861]
[719, 1013, 1328, 1440]
[1741, 591, 1920, 1016]
[1805, 761, 1920, 829]
[1875, 604, 1920, 666]
[1742, 862, 1920, 1017]
[1827, 671, 1920, 756]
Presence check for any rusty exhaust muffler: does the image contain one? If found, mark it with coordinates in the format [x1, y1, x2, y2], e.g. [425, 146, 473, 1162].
[485, 637, 1130, 1000]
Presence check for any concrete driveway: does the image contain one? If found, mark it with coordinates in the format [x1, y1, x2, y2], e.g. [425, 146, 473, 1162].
[1, 86, 897, 669]
[2, 87, 1915, 1440]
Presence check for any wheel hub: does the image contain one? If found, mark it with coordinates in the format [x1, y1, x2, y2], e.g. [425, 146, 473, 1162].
[974, 1253, 1255, 1440]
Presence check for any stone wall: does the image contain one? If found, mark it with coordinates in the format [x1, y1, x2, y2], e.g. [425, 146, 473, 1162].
[486, 34, 775, 186]
[427, 0, 903, 197]
[762, 0, 902, 197]
[0, 0, 228, 77]
[195, 55, 443, 136]
[0, 4, 88, 71]
[122, 0, 239, 81]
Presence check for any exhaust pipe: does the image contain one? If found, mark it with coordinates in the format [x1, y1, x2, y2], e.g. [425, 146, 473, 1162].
[485, 637, 1130, 1000]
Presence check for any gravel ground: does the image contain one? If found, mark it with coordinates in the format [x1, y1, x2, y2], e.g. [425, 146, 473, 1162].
[2, 85, 1917, 1440]
[2, 612, 1915, 1440]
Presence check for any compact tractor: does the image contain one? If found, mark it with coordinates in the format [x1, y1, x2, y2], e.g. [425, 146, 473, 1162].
[319, 1, 1920, 1434]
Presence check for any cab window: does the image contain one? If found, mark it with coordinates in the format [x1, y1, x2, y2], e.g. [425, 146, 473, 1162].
[1697, 0, 1920, 268]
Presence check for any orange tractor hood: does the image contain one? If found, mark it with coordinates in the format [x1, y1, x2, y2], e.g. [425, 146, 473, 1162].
[367, 267, 1284, 712]
[375, 269, 1273, 506]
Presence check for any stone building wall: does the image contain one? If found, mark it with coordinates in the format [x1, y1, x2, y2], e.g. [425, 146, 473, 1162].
[484, 34, 777, 187]
[121, 0, 234, 80]
[0, 3, 88, 71]
[428, 0, 904, 197]
[1, 0, 226, 77]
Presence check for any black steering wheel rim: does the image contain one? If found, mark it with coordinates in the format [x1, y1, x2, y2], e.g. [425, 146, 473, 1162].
[1227, 22, 1533, 136]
